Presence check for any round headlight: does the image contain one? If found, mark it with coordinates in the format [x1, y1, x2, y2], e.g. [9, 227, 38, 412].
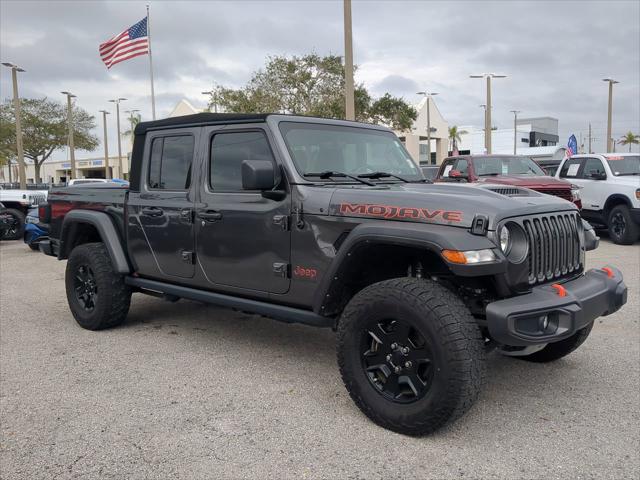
[499, 225, 511, 253]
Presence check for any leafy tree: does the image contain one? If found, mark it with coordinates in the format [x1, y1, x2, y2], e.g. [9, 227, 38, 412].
[0, 97, 99, 183]
[122, 112, 142, 141]
[210, 54, 417, 131]
[448, 125, 468, 152]
[617, 131, 639, 152]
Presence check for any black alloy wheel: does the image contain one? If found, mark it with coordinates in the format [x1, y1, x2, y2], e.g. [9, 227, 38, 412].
[610, 210, 626, 240]
[73, 264, 98, 312]
[361, 319, 434, 403]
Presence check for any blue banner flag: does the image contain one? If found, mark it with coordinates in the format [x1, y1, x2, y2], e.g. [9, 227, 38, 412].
[567, 134, 578, 156]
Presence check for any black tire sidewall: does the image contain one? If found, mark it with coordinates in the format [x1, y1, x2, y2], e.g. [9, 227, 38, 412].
[65, 243, 128, 330]
[340, 298, 453, 421]
[608, 205, 638, 245]
[2, 209, 25, 241]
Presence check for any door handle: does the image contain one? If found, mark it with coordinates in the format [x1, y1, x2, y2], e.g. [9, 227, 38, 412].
[198, 210, 223, 221]
[141, 207, 164, 217]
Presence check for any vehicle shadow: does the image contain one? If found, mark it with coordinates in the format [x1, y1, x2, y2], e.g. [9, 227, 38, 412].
[121, 294, 583, 436]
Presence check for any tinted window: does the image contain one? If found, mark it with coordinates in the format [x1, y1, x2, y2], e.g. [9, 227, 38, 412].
[581, 158, 606, 179]
[148, 136, 193, 190]
[210, 131, 274, 191]
[559, 158, 583, 178]
[441, 158, 468, 177]
[279, 122, 421, 181]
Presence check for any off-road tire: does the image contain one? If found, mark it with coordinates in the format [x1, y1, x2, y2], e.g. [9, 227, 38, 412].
[65, 242, 131, 330]
[517, 322, 594, 363]
[608, 204, 639, 245]
[337, 277, 486, 436]
[2, 209, 25, 240]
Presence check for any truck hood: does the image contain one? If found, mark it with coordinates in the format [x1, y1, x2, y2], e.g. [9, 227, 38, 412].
[606, 175, 640, 188]
[323, 182, 577, 230]
[475, 175, 571, 188]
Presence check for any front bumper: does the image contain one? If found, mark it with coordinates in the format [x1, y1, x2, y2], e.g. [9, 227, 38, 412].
[486, 266, 627, 346]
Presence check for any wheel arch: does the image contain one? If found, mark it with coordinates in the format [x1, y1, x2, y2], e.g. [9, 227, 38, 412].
[60, 210, 130, 274]
[604, 194, 632, 216]
[313, 222, 500, 317]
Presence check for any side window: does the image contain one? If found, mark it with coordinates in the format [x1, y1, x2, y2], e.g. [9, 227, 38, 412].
[210, 131, 274, 191]
[559, 158, 583, 178]
[581, 158, 606, 179]
[455, 159, 469, 174]
[148, 135, 194, 190]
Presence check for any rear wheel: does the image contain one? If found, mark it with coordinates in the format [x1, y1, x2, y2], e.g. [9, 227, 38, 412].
[608, 204, 639, 245]
[65, 242, 131, 330]
[337, 278, 485, 435]
[1, 209, 25, 241]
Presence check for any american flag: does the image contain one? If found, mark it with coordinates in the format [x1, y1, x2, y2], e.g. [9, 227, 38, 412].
[99, 17, 149, 69]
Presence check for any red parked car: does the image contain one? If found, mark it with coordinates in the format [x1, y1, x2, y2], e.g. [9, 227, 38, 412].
[435, 154, 581, 208]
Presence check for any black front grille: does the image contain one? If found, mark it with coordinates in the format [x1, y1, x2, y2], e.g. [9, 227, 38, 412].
[519, 212, 582, 285]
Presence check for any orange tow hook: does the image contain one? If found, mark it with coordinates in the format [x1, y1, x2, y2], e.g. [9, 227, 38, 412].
[601, 267, 614, 278]
[551, 284, 567, 297]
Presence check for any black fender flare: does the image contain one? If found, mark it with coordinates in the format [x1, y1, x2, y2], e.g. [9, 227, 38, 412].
[60, 210, 131, 274]
[312, 221, 504, 314]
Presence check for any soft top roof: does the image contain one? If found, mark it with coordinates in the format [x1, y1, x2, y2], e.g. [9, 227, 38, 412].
[134, 113, 272, 134]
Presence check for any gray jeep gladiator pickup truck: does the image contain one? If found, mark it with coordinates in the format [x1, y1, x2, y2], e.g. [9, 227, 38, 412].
[38, 113, 627, 435]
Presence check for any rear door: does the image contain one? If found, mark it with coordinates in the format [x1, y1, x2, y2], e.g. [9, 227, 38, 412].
[195, 125, 291, 294]
[559, 157, 587, 208]
[128, 128, 199, 279]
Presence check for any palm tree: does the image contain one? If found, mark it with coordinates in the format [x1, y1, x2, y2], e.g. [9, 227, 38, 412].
[617, 131, 640, 152]
[122, 113, 141, 144]
[448, 126, 468, 153]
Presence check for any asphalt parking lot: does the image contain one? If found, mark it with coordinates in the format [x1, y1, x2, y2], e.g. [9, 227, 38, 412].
[0, 236, 638, 479]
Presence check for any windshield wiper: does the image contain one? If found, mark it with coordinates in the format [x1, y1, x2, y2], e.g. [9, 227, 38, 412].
[478, 172, 501, 176]
[616, 172, 639, 176]
[304, 171, 376, 186]
[357, 171, 410, 183]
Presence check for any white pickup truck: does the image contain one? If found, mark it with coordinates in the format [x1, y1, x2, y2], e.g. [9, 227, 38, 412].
[0, 186, 48, 240]
[555, 153, 639, 244]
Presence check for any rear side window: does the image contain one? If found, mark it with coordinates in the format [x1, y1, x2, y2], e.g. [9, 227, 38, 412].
[148, 135, 194, 190]
[210, 131, 274, 191]
[559, 158, 583, 178]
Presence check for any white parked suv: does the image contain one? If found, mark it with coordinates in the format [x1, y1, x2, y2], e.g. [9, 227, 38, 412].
[555, 153, 639, 244]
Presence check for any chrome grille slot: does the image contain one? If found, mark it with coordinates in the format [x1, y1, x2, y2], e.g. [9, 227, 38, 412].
[516, 212, 582, 285]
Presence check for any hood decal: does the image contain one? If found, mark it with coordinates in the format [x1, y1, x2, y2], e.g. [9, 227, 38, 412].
[336, 202, 462, 223]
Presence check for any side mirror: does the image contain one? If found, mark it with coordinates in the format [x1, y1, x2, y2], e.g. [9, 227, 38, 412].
[241, 160, 276, 190]
[590, 171, 606, 180]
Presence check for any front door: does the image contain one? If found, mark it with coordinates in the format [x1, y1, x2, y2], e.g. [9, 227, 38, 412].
[196, 126, 291, 294]
[128, 128, 198, 279]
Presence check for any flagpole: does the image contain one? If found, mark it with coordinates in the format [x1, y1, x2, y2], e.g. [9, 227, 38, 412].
[147, 4, 156, 119]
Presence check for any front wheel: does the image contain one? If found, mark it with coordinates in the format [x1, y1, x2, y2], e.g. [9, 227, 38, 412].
[65, 242, 131, 330]
[608, 205, 639, 245]
[1, 209, 25, 240]
[337, 278, 486, 435]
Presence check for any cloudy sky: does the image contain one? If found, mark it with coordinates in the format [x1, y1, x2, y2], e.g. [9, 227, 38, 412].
[1, 0, 639, 160]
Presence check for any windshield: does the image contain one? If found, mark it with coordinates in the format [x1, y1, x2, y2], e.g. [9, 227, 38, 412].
[605, 155, 639, 175]
[474, 156, 546, 176]
[279, 122, 422, 181]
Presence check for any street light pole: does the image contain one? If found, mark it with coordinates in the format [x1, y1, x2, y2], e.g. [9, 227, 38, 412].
[2, 62, 27, 188]
[202, 89, 218, 113]
[603, 78, 619, 152]
[470, 73, 506, 154]
[99, 110, 111, 179]
[510, 110, 520, 155]
[109, 98, 126, 179]
[343, 0, 355, 120]
[61, 91, 77, 180]
[417, 92, 438, 163]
